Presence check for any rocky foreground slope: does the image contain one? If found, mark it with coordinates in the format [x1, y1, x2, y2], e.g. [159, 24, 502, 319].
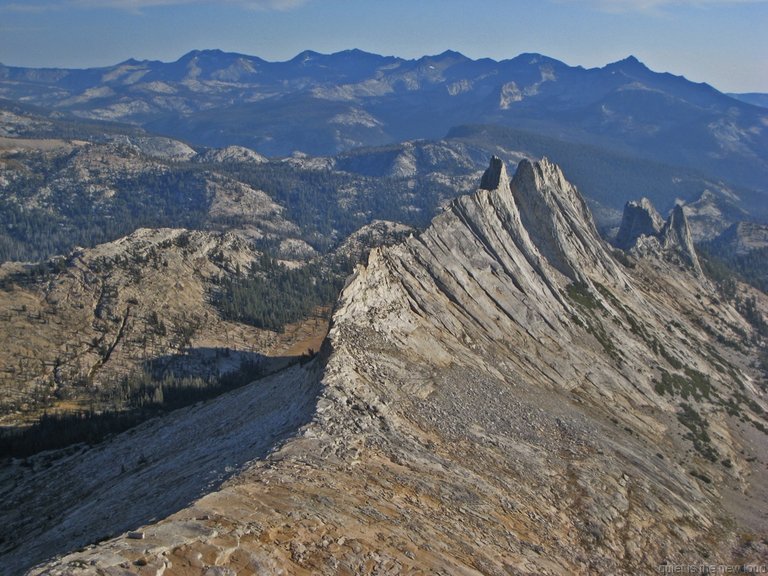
[6, 158, 768, 575]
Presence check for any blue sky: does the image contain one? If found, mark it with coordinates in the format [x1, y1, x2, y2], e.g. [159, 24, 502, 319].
[0, 0, 766, 93]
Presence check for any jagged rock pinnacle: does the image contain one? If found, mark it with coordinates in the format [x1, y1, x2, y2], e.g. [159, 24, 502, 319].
[617, 197, 703, 276]
[615, 198, 665, 250]
[479, 155, 509, 191]
[509, 156, 620, 283]
[661, 204, 703, 275]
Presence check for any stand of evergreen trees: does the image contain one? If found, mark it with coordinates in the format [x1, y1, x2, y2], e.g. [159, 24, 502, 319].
[216, 162, 454, 251]
[698, 247, 768, 339]
[0, 167, 211, 262]
[216, 253, 347, 331]
[1, 153, 459, 263]
[698, 244, 768, 294]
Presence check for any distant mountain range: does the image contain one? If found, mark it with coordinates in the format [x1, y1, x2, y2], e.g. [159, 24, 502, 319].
[1, 49, 766, 199]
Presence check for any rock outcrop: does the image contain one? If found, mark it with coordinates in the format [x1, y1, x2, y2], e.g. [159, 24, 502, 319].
[660, 204, 703, 275]
[116, 135, 198, 161]
[197, 145, 268, 164]
[681, 188, 748, 242]
[15, 158, 768, 575]
[333, 219, 414, 264]
[617, 197, 703, 275]
[614, 197, 664, 249]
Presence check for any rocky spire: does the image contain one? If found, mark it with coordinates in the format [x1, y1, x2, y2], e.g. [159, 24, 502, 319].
[615, 198, 665, 250]
[660, 204, 703, 275]
[616, 197, 703, 276]
[509, 157, 621, 283]
[479, 155, 510, 191]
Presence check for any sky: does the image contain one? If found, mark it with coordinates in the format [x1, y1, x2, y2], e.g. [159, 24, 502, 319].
[0, 0, 766, 93]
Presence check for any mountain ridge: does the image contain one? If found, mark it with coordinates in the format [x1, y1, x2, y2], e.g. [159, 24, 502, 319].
[2, 48, 765, 201]
[0, 48, 660, 73]
[12, 157, 767, 575]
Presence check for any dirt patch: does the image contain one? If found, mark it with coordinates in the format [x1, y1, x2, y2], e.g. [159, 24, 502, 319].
[269, 307, 331, 358]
